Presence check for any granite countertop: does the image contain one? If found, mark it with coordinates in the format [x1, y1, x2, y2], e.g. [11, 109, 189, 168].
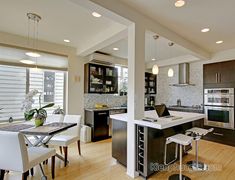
[110, 110, 205, 130]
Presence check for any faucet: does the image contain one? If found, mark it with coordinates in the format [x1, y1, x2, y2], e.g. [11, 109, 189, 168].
[177, 99, 181, 107]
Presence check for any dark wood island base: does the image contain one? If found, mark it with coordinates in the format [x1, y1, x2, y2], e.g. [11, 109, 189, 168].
[111, 118, 204, 178]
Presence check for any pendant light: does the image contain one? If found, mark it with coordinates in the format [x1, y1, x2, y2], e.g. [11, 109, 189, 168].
[152, 35, 159, 75]
[152, 64, 159, 75]
[25, 13, 41, 59]
[168, 68, 174, 77]
[175, 0, 185, 7]
[167, 42, 174, 77]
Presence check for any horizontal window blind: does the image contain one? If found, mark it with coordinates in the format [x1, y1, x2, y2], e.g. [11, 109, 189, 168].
[0, 65, 26, 121]
[29, 69, 64, 115]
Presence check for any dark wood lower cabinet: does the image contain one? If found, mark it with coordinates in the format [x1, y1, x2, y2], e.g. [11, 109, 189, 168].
[203, 126, 235, 146]
[112, 119, 127, 166]
[85, 110, 110, 142]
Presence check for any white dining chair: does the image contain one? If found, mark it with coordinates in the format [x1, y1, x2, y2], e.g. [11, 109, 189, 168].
[0, 131, 56, 180]
[47, 115, 81, 167]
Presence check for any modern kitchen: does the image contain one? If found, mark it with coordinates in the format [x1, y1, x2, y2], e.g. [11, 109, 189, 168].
[82, 33, 235, 179]
[1, 0, 235, 180]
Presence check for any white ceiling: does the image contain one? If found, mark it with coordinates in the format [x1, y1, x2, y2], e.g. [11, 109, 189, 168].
[0, 46, 68, 68]
[100, 31, 193, 62]
[2, 0, 233, 66]
[0, 0, 125, 50]
[119, 0, 235, 54]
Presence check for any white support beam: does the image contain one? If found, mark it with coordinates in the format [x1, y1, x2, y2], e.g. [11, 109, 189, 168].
[146, 55, 200, 68]
[127, 23, 145, 178]
[77, 28, 127, 56]
[74, 0, 211, 59]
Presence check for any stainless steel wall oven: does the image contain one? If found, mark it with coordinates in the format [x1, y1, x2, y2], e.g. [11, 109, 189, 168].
[204, 88, 234, 129]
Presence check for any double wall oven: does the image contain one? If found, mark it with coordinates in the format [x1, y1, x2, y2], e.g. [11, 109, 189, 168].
[204, 88, 234, 129]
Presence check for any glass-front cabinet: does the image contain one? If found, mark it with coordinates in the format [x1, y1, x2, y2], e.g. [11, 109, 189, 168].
[84, 63, 118, 94]
[145, 72, 157, 94]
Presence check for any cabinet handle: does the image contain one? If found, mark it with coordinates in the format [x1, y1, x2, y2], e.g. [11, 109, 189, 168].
[216, 73, 218, 83]
[107, 117, 110, 125]
[213, 132, 224, 136]
[219, 73, 222, 83]
[98, 112, 107, 115]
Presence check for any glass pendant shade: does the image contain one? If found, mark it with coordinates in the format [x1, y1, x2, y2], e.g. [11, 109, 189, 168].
[168, 68, 174, 77]
[152, 64, 159, 75]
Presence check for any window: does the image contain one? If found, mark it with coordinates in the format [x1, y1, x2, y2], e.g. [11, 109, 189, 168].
[0, 65, 66, 122]
[29, 69, 65, 115]
[116, 66, 128, 95]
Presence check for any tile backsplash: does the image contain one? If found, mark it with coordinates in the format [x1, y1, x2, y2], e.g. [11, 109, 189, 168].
[84, 94, 127, 108]
[156, 61, 203, 107]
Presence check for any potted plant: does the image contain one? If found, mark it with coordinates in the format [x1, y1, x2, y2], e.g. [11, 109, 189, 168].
[25, 103, 54, 127]
[22, 89, 54, 127]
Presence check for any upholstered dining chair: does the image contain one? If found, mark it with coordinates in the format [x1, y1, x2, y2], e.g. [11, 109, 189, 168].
[0, 131, 56, 180]
[48, 115, 81, 167]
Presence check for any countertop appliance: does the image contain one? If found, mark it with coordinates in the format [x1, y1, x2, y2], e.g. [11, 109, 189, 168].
[204, 88, 234, 129]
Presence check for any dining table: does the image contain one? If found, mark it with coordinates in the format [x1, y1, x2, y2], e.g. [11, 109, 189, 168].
[0, 122, 77, 164]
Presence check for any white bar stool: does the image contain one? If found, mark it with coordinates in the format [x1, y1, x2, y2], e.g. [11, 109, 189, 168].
[165, 134, 193, 180]
[185, 127, 213, 171]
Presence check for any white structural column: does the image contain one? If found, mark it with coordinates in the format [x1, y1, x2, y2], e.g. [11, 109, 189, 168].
[127, 23, 145, 178]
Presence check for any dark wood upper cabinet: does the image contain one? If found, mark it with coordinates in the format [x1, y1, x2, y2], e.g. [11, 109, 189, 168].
[203, 60, 235, 87]
[203, 63, 219, 84]
[84, 63, 118, 94]
[219, 61, 235, 84]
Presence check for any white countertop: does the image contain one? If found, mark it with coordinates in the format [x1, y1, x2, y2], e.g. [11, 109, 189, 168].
[110, 110, 205, 130]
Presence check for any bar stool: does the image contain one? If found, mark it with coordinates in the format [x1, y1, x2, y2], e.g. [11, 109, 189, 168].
[185, 127, 214, 171]
[165, 134, 193, 180]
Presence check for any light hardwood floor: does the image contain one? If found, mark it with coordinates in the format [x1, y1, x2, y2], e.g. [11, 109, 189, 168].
[4, 139, 235, 180]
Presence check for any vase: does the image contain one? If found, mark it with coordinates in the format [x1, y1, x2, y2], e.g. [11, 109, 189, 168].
[34, 118, 45, 127]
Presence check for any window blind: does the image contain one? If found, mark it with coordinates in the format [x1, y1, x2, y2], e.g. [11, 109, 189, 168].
[0, 65, 26, 121]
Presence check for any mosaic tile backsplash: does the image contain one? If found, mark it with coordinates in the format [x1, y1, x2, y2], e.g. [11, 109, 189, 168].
[156, 61, 203, 107]
[84, 94, 127, 108]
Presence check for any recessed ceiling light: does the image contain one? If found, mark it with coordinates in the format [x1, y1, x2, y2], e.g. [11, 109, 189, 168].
[20, 59, 35, 65]
[25, 52, 41, 58]
[113, 47, 119, 51]
[216, 40, 223, 44]
[201, 28, 210, 33]
[92, 12, 101, 18]
[64, 39, 70, 43]
[175, 0, 185, 7]
[151, 58, 156, 61]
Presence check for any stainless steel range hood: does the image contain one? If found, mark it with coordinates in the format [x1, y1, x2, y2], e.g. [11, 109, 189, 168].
[171, 63, 195, 87]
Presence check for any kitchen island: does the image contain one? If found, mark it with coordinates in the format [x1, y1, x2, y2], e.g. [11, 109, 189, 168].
[110, 110, 205, 178]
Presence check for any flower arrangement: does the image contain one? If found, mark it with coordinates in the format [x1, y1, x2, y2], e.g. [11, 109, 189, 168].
[22, 89, 54, 127]
[21, 89, 39, 113]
